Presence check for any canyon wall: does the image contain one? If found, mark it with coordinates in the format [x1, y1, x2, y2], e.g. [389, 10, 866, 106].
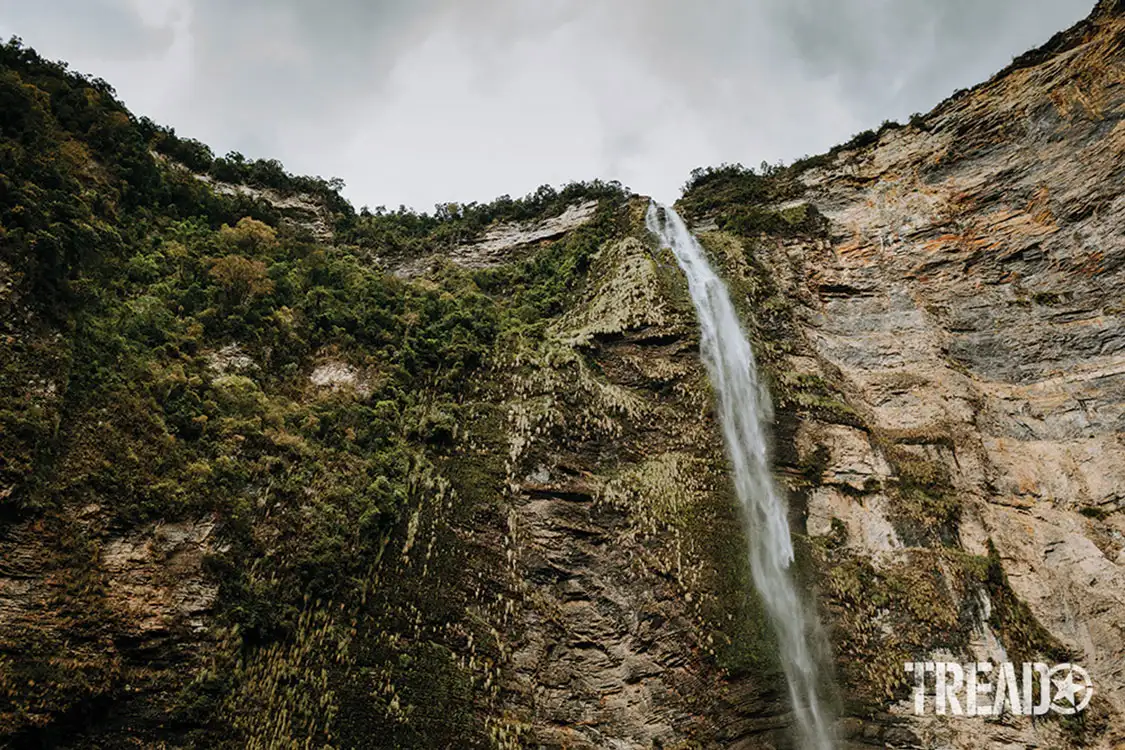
[2, 2, 1125, 748]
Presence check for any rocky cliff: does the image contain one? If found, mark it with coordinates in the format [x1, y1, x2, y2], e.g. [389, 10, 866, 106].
[2, 2, 1125, 748]
[676, 1, 1125, 745]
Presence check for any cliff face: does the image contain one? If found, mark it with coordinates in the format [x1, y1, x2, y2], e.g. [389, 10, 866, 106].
[2, 3, 1125, 749]
[678, 2, 1125, 746]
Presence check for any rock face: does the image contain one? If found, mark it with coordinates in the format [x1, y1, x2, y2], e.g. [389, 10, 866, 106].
[453, 200, 600, 268]
[0, 509, 222, 741]
[391, 199, 600, 277]
[493, 228, 792, 748]
[194, 173, 338, 242]
[679, 3, 1125, 746]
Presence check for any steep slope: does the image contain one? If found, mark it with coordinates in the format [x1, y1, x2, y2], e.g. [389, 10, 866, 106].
[3, 2, 1125, 748]
[679, 1, 1125, 746]
[1, 36, 790, 748]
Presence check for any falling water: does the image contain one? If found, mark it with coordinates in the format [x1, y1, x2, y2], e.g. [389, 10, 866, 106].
[646, 202, 835, 750]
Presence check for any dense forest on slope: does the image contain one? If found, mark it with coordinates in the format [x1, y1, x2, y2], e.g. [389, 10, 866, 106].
[0, 37, 631, 746]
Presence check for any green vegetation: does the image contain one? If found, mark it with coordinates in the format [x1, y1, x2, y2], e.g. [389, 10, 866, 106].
[676, 119, 916, 221]
[878, 441, 961, 547]
[717, 202, 827, 238]
[344, 180, 625, 260]
[708, 523, 783, 678]
[679, 162, 779, 215]
[788, 119, 907, 173]
[777, 372, 866, 430]
[0, 36, 628, 746]
[977, 542, 1073, 665]
[815, 542, 1073, 715]
[1032, 290, 1064, 305]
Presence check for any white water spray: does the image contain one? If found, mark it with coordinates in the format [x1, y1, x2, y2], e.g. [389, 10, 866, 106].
[646, 202, 835, 749]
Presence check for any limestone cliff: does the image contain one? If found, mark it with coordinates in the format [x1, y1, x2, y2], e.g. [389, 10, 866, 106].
[677, 1, 1125, 745]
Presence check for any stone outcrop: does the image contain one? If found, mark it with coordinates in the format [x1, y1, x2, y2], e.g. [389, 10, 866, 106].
[391, 200, 600, 277]
[194, 172, 338, 242]
[454, 200, 600, 268]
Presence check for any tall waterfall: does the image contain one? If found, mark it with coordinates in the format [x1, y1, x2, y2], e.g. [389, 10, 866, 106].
[646, 202, 835, 750]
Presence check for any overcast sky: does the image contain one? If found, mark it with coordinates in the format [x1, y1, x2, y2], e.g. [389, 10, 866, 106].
[0, 0, 1094, 211]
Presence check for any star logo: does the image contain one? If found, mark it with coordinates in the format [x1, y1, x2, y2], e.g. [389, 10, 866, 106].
[1049, 663, 1094, 715]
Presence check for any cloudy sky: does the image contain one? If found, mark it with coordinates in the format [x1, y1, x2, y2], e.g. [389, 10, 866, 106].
[0, 0, 1094, 210]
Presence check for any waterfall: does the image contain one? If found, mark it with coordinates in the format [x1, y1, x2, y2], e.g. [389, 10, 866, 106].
[646, 202, 835, 750]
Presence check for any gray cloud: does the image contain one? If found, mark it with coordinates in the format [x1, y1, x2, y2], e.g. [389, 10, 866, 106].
[0, 0, 175, 60]
[0, 0, 1095, 209]
[762, 0, 1092, 118]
